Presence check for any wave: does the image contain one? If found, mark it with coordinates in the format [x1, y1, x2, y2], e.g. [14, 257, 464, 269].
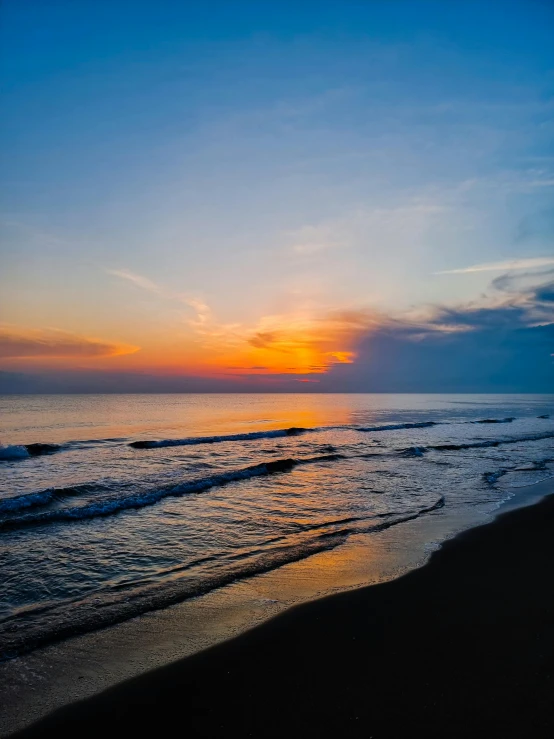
[25, 443, 62, 456]
[357, 421, 438, 433]
[0, 495, 444, 659]
[514, 458, 552, 472]
[5, 413, 546, 462]
[370, 496, 445, 530]
[427, 431, 554, 452]
[0, 454, 344, 532]
[397, 446, 428, 457]
[483, 455, 553, 485]
[0, 489, 57, 513]
[0, 442, 63, 461]
[130, 419, 452, 449]
[379, 431, 554, 461]
[0, 484, 101, 515]
[0, 445, 29, 461]
[130, 426, 309, 449]
[430, 440, 501, 451]
[0, 531, 348, 659]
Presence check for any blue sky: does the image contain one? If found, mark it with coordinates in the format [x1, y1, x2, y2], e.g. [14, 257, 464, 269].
[1, 0, 553, 390]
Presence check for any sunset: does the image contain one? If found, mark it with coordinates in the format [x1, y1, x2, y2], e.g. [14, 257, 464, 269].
[1, 2, 553, 738]
[2, 1, 553, 392]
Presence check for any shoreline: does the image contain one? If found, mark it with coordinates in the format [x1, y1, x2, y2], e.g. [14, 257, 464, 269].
[11, 477, 554, 738]
[1, 479, 526, 737]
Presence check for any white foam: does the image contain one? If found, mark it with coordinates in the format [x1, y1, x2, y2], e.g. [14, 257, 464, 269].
[0, 444, 30, 461]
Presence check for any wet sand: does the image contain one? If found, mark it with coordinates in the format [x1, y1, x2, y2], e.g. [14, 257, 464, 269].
[11, 479, 554, 738]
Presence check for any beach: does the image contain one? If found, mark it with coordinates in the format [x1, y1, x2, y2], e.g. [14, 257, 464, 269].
[12, 477, 554, 738]
[1, 394, 553, 736]
[3, 1, 552, 733]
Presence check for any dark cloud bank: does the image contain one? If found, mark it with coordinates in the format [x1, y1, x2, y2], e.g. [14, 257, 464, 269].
[322, 275, 553, 393]
[2, 276, 553, 394]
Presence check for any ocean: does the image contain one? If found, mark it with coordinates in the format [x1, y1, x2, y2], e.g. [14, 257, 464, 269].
[1, 393, 553, 665]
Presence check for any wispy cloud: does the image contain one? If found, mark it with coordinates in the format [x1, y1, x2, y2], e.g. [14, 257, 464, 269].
[5, 267, 553, 388]
[107, 268, 244, 346]
[106, 269, 162, 294]
[0, 327, 139, 359]
[491, 267, 554, 292]
[106, 268, 212, 326]
[104, 264, 554, 378]
[436, 257, 554, 275]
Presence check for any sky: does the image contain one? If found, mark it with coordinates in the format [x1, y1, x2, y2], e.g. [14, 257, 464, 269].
[1, 0, 553, 392]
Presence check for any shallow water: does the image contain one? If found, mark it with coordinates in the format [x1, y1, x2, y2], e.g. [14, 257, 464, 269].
[1, 393, 553, 660]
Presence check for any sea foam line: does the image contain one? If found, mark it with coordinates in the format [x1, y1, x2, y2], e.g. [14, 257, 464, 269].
[0, 454, 343, 532]
[0, 489, 59, 514]
[0, 484, 101, 514]
[0, 443, 62, 461]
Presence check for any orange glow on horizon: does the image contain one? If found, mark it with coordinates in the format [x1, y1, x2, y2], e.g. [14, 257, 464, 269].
[1, 308, 380, 379]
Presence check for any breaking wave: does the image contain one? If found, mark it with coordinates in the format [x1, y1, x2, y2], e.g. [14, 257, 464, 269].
[0, 484, 102, 515]
[0, 454, 344, 532]
[0, 445, 29, 461]
[427, 431, 554, 452]
[130, 427, 309, 449]
[0, 443, 63, 461]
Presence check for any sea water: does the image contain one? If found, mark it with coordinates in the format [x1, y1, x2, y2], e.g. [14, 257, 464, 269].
[1, 393, 553, 661]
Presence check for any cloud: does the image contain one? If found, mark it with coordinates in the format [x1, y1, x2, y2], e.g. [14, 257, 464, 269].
[236, 308, 384, 374]
[248, 331, 285, 351]
[106, 269, 162, 294]
[491, 267, 554, 292]
[323, 319, 553, 393]
[78, 266, 554, 388]
[317, 271, 554, 392]
[107, 267, 214, 329]
[3, 270, 552, 392]
[0, 327, 139, 359]
[435, 257, 554, 275]
[106, 267, 380, 374]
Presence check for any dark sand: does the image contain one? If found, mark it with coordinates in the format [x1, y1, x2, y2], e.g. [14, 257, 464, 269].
[13, 493, 554, 738]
